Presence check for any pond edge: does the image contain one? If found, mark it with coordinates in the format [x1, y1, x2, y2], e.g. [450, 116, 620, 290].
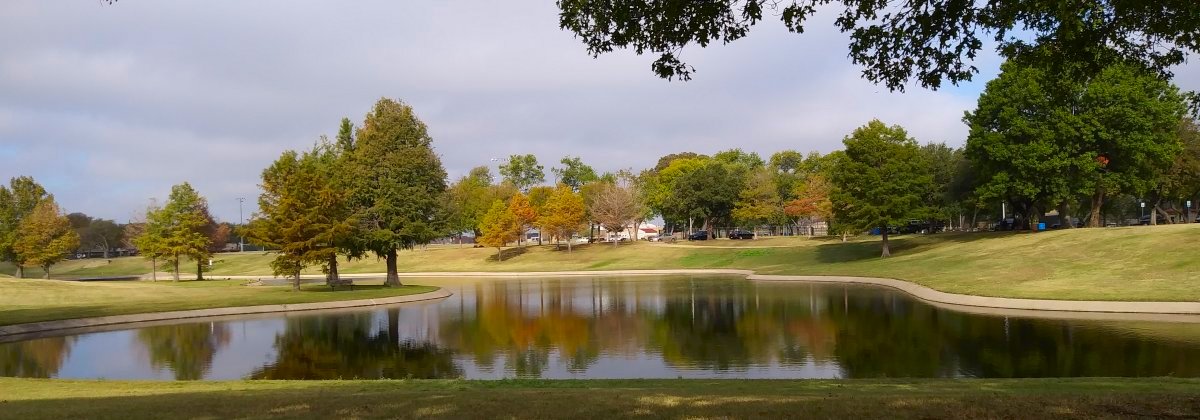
[0, 288, 452, 341]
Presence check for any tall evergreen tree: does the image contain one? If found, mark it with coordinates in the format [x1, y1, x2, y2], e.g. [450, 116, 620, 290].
[349, 98, 448, 287]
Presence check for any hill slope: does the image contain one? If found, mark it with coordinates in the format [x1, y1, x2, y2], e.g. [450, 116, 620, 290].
[2, 224, 1197, 301]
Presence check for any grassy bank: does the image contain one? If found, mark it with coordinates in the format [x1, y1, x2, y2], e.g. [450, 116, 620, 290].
[3, 224, 1198, 302]
[0, 279, 437, 326]
[1, 377, 1197, 419]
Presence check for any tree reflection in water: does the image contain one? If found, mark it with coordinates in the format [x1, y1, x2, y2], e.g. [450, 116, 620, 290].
[251, 308, 461, 379]
[4, 276, 1200, 380]
[137, 323, 231, 380]
[0, 336, 75, 378]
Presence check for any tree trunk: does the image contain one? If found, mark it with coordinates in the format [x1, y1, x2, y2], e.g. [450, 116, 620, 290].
[880, 227, 891, 258]
[496, 247, 503, 261]
[327, 254, 340, 286]
[102, 239, 110, 259]
[151, 257, 157, 282]
[42, 264, 50, 279]
[388, 308, 400, 346]
[384, 249, 401, 287]
[14, 265, 23, 279]
[292, 268, 301, 292]
[566, 232, 572, 253]
[172, 257, 180, 282]
[1058, 201, 1073, 229]
[1088, 189, 1104, 228]
[196, 258, 204, 281]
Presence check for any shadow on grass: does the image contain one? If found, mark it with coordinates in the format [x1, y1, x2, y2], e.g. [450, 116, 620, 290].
[3, 381, 1197, 419]
[485, 247, 529, 262]
[814, 231, 1002, 263]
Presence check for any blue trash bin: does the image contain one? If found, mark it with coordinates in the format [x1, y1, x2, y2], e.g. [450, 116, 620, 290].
[1037, 222, 1046, 231]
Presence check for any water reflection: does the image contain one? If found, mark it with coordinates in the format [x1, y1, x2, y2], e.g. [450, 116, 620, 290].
[137, 323, 230, 380]
[0, 336, 74, 378]
[250, 309, 461, 379]
[2, 276, 1200, 380]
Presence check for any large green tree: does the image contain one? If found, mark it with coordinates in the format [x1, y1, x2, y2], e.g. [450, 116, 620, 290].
[964, 61, 1187, 228]
[551, 156, 598, 192]
[830, 120, 931, 257]
[446, 166, 496, 240]
[349, 98, 448, 287]
[499, 154, 545, 192]
[557, 1, 1200, 91]
[672, 159, 746, 237]
[144, 183, 211, 282]
[0, 176, 48, 278]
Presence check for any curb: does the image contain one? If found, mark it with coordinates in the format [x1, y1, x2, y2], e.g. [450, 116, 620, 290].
[0, 288, 452, 340]
[217, 269, 1200, 315]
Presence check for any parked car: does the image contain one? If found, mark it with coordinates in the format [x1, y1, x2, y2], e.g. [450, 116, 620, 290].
[727, 229, 754, 240]
[899, 219, 944, 234]
[687, 231, 710, 241]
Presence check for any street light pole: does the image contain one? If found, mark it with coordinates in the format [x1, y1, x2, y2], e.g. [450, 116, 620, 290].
[237, 197, 245, 252]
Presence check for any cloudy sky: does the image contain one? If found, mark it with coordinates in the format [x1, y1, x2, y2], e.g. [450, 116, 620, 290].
[2, 1, 1198, 223]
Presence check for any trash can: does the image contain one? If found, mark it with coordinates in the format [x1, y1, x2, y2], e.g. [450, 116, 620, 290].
[1037, 222, 1046, 231]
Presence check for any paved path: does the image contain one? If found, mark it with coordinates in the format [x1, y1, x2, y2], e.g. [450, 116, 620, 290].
[0, 288, 451, 341]
[218, 270, 1200, 316]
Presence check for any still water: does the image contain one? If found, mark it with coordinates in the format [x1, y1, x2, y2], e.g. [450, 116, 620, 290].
[3, 276, 1199, 380]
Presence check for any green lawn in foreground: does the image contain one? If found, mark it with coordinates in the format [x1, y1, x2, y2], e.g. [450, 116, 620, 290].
[3, 224, 1199, 302]
[0, 378, 1196, 419]
[0, 279, 437, 326]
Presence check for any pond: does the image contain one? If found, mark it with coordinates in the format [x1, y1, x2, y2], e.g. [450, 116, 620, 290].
[2, 275, 1199, 380]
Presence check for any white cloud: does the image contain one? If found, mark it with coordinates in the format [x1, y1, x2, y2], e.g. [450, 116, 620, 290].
[0, 0, 1196, 221]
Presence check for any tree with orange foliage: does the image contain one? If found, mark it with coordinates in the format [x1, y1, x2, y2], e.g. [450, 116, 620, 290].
[785, 174, 834, 238]
[507, 192, 538, 247]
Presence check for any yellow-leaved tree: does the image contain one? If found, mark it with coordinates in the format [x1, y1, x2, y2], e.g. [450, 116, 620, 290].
[478, 200, 520, 261]
[538, 185, 586, 252]
[507, 192, 538, 247]
[13, 198, 79, 279]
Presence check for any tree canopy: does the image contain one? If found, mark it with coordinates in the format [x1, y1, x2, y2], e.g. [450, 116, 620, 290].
[830, 120, 930, 257]
[557, 0, 1200, 91]
[551, 156, 598, 192]
[499, 154, 546, 192]
[964, 61, 1188, 227]
[12, 198, 79, 278]
[349, 98, 448, 286]
[143, 183, 211, 281]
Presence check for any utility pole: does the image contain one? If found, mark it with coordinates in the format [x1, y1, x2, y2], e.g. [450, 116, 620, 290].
[237, 197, 245, 252]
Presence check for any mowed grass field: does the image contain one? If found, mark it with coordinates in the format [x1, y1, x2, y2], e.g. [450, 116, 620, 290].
[1, 378, 1198, 419]
[0, 279, 437, 326]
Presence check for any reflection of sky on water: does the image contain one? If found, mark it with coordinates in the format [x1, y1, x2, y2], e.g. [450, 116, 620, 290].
[4, 276, 1200, 380]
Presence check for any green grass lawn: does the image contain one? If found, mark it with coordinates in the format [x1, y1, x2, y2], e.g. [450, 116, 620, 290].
[3, 224, 1199, 302]
[1, 377, 1196, 419]
[0, 278, 437, 326]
